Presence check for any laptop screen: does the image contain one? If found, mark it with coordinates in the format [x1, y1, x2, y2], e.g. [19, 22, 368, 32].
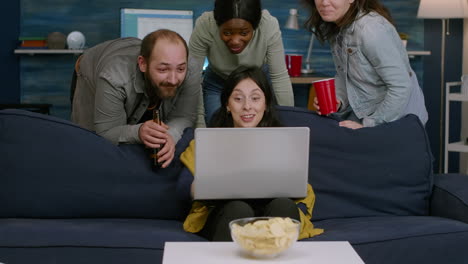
[193, 127, 310, 200]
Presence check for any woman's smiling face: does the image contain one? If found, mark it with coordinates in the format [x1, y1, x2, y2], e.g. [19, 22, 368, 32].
[227, 78, 266, 128]
[219, 18, 254, 54]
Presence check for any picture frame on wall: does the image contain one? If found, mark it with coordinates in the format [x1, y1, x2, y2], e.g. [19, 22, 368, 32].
[120, 8, 193, 43]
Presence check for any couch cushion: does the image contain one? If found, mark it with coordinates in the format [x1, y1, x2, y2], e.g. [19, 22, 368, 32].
[276, 106, 433, 220]
[0, 218, 203, 264]
[0, 109, 192, 220]
[0, 218, 205, 248]
[0, 247, 163, 264]
[307, 216, 468, 244]
[307, 216, 468, 264]
[431, 173, 468, 224]
[352, 233, 468, 264]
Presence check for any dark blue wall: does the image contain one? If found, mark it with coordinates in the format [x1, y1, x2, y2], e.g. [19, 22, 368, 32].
[14, 0, 426, 120]
[0, 0, 20, 103]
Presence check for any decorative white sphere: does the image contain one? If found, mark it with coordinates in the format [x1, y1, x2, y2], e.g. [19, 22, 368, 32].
[67, 31, 86, 50]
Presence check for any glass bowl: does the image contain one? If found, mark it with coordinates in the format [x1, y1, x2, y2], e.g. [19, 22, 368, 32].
[229, 216, 300, 258]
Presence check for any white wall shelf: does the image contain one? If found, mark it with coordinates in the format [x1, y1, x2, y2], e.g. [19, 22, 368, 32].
[407, 50, 431, 56]
[444, 81, 468, 173]
[407, 50, 431, 59]
[447, 93, 468, 101]
[447, 142, 468, 153]
[14, 49, 84, 55]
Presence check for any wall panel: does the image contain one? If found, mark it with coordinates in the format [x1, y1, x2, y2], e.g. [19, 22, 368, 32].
[19, 0, 424, 120]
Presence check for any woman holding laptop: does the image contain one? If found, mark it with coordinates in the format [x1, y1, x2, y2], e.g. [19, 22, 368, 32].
[176, 66, 323, 241]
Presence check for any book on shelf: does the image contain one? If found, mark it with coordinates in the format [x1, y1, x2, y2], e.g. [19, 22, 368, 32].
[19, 37, 47, 48]
[17, 46, 48, 49]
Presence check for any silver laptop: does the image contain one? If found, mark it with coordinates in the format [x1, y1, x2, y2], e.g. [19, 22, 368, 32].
[193, 127, 310, 200]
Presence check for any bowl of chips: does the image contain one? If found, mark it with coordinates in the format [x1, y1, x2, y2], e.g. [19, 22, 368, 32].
[229, 217, 300, 258]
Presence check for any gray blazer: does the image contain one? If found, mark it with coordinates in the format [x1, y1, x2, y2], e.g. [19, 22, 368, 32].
[71, 37, 199, 144]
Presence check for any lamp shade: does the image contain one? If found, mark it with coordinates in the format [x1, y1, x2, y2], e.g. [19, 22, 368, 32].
[417, 0, 468, 18]
[285, 8, 300, 30]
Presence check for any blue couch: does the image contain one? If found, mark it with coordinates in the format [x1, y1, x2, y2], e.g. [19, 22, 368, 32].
[1, 106, 468, 264]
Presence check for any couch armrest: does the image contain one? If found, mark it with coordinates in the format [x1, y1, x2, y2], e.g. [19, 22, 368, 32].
[430, 173, 468, 223]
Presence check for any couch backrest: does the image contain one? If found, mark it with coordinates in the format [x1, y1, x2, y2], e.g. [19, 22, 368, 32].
[277, 106, 433, 221]
[0, 109, 191, 220]
[0, 107, 434, 221]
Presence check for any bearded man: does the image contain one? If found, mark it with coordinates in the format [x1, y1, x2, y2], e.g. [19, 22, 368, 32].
[71, 29, 199, 168]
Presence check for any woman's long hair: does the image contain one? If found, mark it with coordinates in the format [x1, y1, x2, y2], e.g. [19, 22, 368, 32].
[209, 66, 282, 128]
[302, 0, 394, 42]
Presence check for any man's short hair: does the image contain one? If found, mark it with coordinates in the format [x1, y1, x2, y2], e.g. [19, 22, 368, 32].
[140, 29, 188, 60]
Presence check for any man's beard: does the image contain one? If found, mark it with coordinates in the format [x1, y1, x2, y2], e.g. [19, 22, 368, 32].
[143, 71, 178, 107]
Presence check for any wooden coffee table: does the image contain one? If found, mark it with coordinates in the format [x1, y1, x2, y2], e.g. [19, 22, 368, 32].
[163, 241, 364, 264]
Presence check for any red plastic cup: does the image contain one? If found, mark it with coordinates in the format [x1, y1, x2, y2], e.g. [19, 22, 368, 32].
[313, 78, 337, 115]
[285, 54, 302, 77]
